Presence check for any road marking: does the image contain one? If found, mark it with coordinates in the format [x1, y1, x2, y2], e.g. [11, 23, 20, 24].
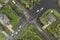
[15, 32, 18, 35]
[18, 29, 20, 32]
[19, 26, 21, 28]
[11, 34, 14, 36]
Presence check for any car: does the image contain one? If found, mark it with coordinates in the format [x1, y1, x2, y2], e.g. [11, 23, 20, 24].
[36, 7, 44, 13]
[40, 7, 44, 11]
[36, 9, 39, 13]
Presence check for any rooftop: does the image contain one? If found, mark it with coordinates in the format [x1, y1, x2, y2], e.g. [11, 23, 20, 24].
[0, 13, 10, 26]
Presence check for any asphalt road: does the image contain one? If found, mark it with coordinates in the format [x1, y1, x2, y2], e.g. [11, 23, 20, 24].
[12, 0, 55, 40]
[29, 0, 60, 18]
[5, 20, 28, 40]
[5, 0, 60, 40]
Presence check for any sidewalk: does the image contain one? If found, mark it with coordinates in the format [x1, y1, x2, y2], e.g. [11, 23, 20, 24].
[1, 31, 9, 37]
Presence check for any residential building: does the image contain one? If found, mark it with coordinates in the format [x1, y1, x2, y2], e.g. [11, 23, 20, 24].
[0, 13, 10, 26]
[47, 13, 56, 24]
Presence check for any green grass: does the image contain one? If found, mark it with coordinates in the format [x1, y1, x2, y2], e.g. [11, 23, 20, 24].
[53, 9, 60, 18]
[0, 0, 4, 3]
[0, 33, 5, 40]
[17, 24, 42, 40]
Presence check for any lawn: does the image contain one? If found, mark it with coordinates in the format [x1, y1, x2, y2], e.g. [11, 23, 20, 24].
[0, 0, 4, 3]
[0, 33, 5, 40]
[17, 24, 42, 40]
[53, 9, 60, 18]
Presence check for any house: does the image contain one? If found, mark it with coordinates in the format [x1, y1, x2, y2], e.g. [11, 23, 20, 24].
[47, 13, 56, 24]
[42, 13, 56, 29]
[0, 13, 10, 26]
[0, 13, 15, 33]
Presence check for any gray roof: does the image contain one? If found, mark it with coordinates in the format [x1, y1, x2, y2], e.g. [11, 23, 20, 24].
[47, 13, 56, 23]
[0, 13, 4, 16]
[0, 13, 10, 26]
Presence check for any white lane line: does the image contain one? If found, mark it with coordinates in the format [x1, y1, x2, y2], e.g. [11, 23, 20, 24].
[18, 29, 20, 32]
[19, 26, 21, 28]
[15, 32, 18, 35]
[11, 33, 14, 36]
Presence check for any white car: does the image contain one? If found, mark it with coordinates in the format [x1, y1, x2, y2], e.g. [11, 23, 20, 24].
[36, 7, 44, 13]
[36, 9, 39, 13]
[40, 7, 44, 11]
